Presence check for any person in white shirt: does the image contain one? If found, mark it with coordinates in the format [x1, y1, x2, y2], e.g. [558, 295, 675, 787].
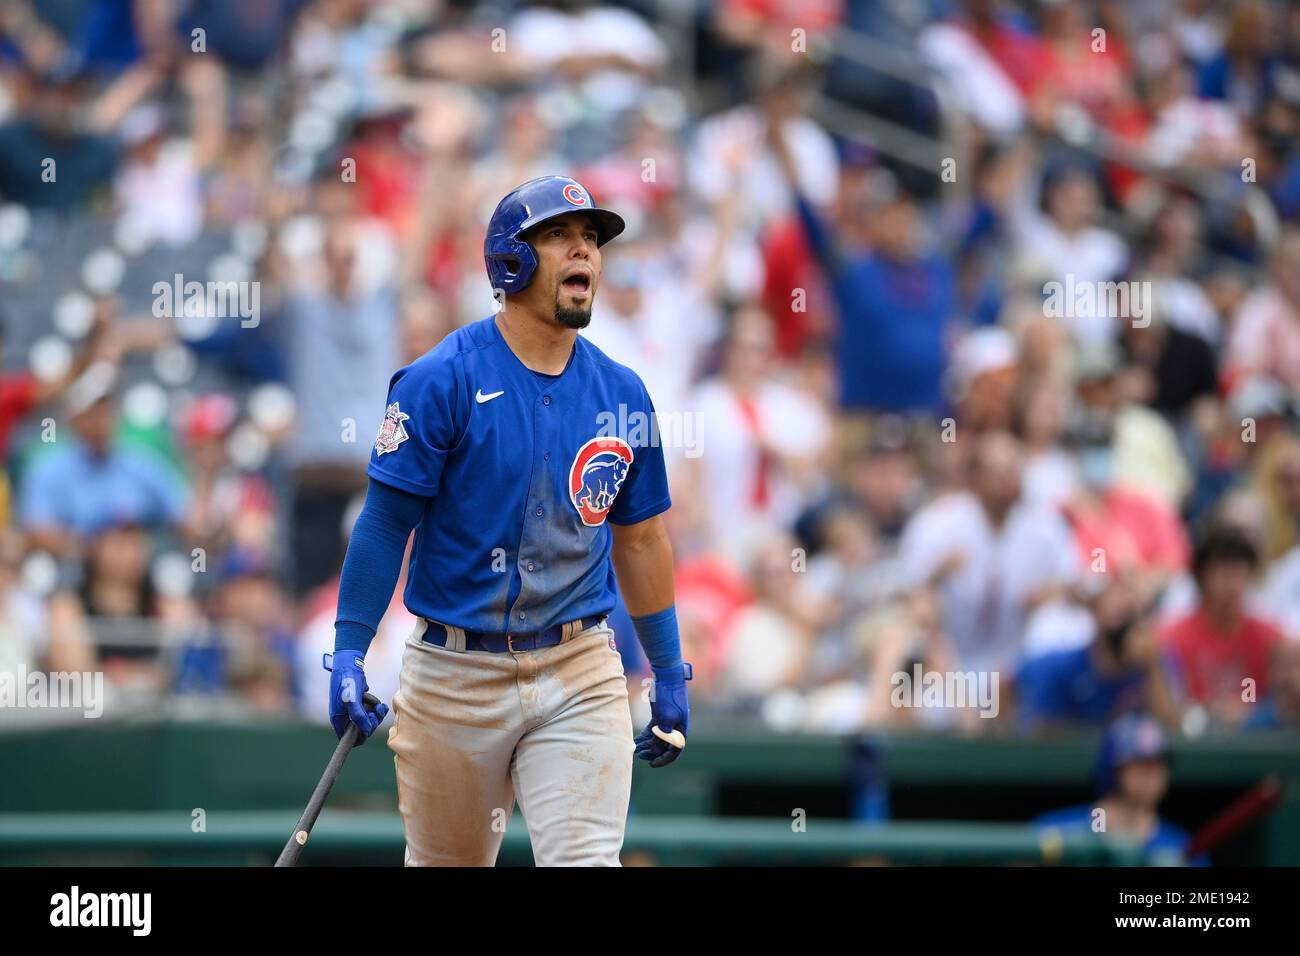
[688, 59, 839, 233]
[1011, 164, 1129, 343]
[687, 307, 832, 565]
[584, 241, 721, 442]
[1259, 544, 1300, 641]
[899, 430, 1082, 676]
[1227, 230, 1300, 391]
[1017, 376, 1080, 509]
[0, 534, 50, 682]
[917, 13, 1027, 137]
[508, 1, 668, 111]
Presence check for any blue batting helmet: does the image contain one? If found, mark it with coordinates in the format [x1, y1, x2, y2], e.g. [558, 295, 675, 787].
[483, 176, 625, 295]
[1095, 713, 1170, 795]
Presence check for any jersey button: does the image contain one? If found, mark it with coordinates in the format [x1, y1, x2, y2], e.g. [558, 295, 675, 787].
[543, 451, 550, 461]
[535, 507, 543, 517]
[527, 562, 535, 572]
[542, 395, 552, 406]
[518, 611, 527, 621]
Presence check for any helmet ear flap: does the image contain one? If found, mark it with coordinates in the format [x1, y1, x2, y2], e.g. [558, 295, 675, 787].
[489, 237, 538, 294]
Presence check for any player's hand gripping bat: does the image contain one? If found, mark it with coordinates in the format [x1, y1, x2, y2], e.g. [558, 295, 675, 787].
[275, 690, 382, 867]
[651, 727, 687, 749]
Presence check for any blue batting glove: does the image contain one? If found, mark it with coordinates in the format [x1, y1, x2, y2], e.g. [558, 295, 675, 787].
[635, 663, 692, 768]
[325, 652, 389, 745]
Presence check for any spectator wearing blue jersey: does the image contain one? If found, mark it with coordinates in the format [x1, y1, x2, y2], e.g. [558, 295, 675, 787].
[0, 72, 119, 210]
[1196, 2, 1279, 115]
[766, 112, 955, 415]
[1017, 577, 1178, 730]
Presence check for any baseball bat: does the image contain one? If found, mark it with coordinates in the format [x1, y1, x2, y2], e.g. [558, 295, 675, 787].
[651, 726, 687, 750]
[275, 691, 382, 867]
[1184, 774, 1284, 861]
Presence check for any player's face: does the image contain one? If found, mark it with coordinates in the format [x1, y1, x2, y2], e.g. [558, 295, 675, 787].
[1117, 759, 1168, 809]
[527, 215, 601, 329]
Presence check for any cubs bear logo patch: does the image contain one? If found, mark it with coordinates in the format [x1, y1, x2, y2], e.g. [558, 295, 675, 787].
[374, 402, 410, 456]
[569, 437, 634, 527]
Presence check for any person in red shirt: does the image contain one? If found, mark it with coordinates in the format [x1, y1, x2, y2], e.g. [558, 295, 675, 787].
[1063, 444, 1191, 592]
[1160, 526, 1282, 727]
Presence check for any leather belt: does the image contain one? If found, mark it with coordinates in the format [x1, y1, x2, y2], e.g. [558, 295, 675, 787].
[421, 616, 605, 653]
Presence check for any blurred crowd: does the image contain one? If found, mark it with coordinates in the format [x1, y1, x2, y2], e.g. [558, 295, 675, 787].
[0, 0, 1298, 741]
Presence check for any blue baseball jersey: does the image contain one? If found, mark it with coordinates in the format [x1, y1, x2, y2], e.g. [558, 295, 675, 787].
[367, 315, 671, 634]
[1033, 805, 1209, 866]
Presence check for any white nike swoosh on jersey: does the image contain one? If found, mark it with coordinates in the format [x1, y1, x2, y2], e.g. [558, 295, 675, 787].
[476, 389, 505, 404]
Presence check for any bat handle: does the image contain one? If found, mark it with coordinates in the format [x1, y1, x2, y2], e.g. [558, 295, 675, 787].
[651, 726, 686, 750]
[275, 695, 383, 868]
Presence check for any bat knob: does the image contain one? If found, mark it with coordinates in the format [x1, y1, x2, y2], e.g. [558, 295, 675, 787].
[295, 830, 309, 846]
[651, 726, 686, 750]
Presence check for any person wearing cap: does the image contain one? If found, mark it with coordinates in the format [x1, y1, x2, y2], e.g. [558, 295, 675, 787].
[17, 369, 188, 558]
[1034, 712, 1209, 865]
[765, 103, 956, 417]
[839, 417, 920, 546]
[951, 326, 1020, 434]
[0, 88, 110, 208]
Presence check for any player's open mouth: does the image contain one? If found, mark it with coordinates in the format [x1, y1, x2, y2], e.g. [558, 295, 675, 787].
[562, 274, 591, 294]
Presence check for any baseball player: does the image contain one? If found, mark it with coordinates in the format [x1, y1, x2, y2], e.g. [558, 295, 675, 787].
[326, 176, 691, 866]
[1033, 713, 1209, 865]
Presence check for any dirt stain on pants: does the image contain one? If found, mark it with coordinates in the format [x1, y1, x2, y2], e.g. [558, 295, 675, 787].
[389, 622, 633, 866]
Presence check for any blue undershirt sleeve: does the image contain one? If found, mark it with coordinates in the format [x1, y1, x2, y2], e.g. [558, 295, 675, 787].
[333, 477, 429, 656]
[631, 605, 684, 679]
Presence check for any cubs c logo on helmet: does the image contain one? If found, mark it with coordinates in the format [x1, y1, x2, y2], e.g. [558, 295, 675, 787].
[562, 183, 587, 206]
[569, 437, 634, 526]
